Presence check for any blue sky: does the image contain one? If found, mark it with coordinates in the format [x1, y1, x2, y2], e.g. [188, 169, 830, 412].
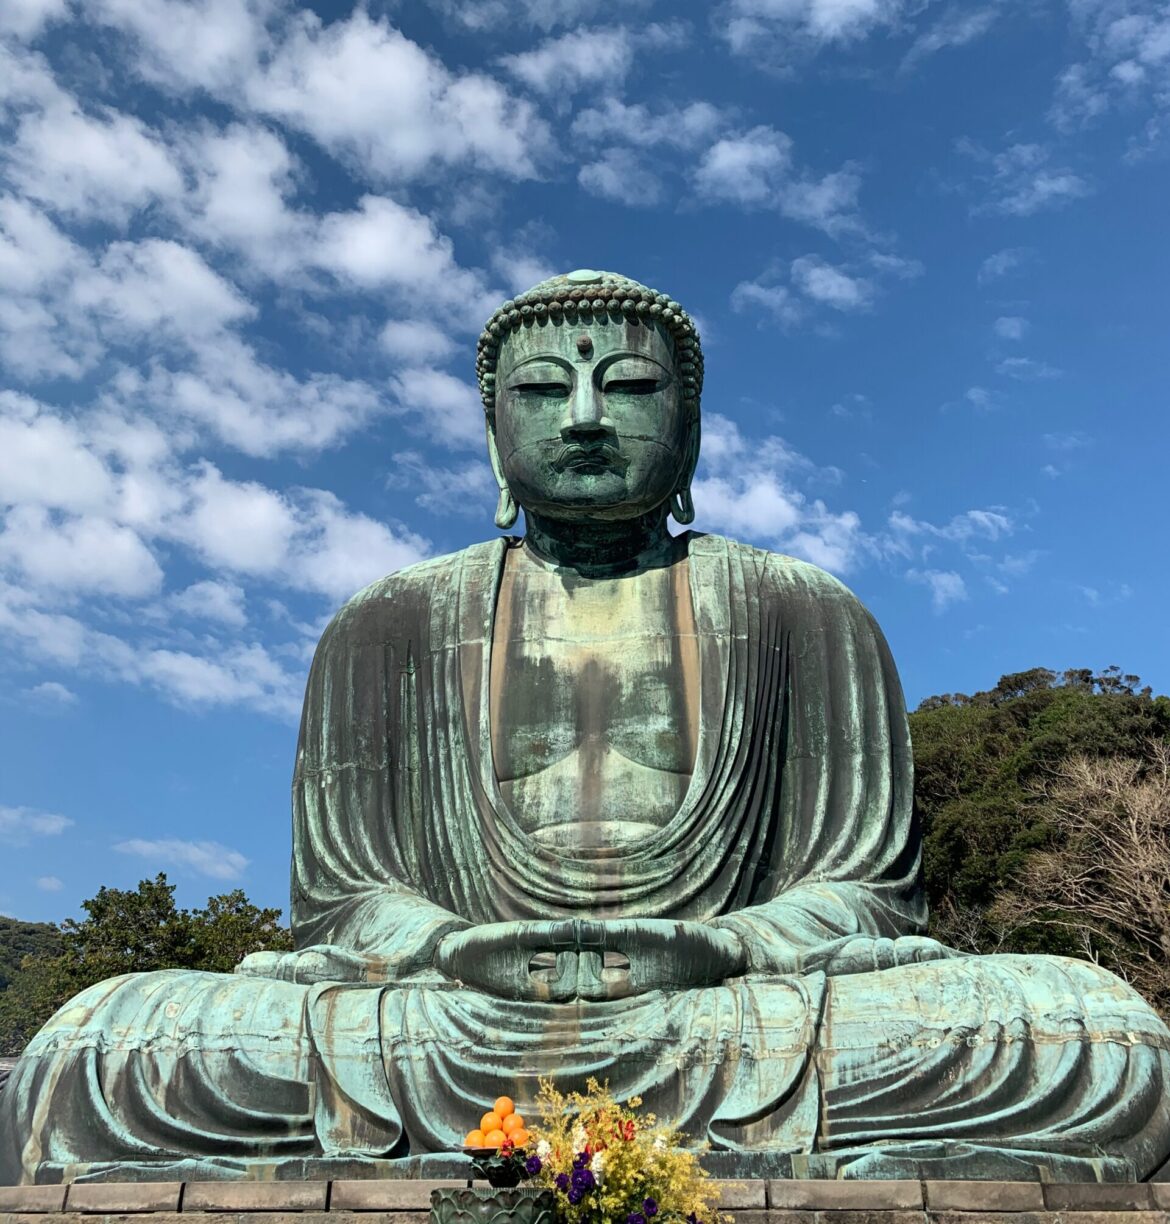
[1, 0, 1168, 924]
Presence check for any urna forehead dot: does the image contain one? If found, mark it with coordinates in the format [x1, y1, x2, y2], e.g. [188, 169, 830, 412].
[576, 334, 593, 358]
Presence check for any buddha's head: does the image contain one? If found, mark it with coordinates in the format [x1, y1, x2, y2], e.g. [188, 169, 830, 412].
[477, 270, 704, 530]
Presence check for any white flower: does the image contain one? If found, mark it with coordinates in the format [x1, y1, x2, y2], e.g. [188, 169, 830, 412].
[590, 1151, 606, 1182]
[653, 1137, 667, 1151]
[536, 1140, 552, 1159]
[572, 1125, 587, 1149]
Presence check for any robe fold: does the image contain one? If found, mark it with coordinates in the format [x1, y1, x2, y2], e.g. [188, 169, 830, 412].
[3, 534, 1169, 1186]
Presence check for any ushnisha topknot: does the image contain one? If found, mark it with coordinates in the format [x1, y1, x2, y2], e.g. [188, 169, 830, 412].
[476, 268, 704, 417]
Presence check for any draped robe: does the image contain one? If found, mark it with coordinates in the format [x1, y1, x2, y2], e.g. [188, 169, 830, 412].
[3, 534, 1169, 1185]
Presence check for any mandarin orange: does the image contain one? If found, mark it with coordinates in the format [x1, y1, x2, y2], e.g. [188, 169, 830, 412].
[493, 1096, 515, 1119]
[480, 1111, 503, 1134]
[484, 1128, 507, 1148]
[464, 1129, 485, 1147]
[510, 1128, 530, 1146]
[502, 1113, 525, 1135]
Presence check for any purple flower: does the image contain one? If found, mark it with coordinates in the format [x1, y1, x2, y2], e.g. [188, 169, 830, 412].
[643, 1199, 658, 1218]
[627, 1213, 647, 1224]
[555, 1173, 570, 1192]
[573, 1151, 589, 1169]
[687, 1214, 700, 1224]
[568, 1189, 583, 1206]
[571, 1168, 595, 1192]
[525, 1155, 542, 1175]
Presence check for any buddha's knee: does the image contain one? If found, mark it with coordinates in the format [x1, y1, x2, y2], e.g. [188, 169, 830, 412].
[26, 968, 305, 1061]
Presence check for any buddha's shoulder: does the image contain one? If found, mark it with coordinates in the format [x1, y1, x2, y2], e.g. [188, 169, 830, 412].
[323, 540, 504, 636]
[703, 534, 865, 608]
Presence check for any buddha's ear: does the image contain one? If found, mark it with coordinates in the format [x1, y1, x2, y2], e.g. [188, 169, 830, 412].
[485, 414, 519, 530]
[670, 414, 701, 526]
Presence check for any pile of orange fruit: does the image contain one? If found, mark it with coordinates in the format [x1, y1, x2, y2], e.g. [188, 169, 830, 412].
[464, 1096, 530, 1149]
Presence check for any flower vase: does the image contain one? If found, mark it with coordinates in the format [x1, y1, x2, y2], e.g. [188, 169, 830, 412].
[429, 1185, 555, 1224]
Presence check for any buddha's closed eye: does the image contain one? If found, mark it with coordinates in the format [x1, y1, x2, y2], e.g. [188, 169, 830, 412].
[513, 381, 571, 398]
[604, 379, 660, 396]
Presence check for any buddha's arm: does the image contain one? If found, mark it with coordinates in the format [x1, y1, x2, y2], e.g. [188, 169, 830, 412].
[260, 594, 473, 983]
[710, 560, 944, 977]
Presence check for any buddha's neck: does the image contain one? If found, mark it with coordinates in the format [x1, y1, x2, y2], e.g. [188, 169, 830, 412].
[522, 506, 677, 577]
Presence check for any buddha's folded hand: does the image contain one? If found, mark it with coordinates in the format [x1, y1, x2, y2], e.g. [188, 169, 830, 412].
[571, 919, 750, 1000]
[433, 920, 582, 1001]
[235, 944, 396, 985]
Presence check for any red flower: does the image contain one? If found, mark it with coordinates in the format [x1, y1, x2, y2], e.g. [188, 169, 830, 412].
[623, 1121, 636, 1141]
[501, 1140, 515, 1155]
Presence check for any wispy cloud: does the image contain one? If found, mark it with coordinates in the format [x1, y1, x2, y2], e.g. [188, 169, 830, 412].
[0, 804, 73, 843]
[114, 837, 249, 881]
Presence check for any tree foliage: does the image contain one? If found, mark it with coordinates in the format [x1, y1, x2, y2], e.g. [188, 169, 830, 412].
[913, 665, 1170, 980]
[0, 875, 292, 1055]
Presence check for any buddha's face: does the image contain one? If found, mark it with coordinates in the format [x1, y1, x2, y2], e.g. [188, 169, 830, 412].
[491, 318, 691, 523]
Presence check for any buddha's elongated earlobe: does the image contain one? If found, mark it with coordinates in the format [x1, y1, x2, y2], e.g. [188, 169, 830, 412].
[669, 417, 700, 526]
[670, 488, 695, 525]
[495, 487, 519, 529]
[485, 416, 519, 530]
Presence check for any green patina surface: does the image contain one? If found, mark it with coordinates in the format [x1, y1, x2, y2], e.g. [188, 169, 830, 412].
[2, 271, 1169, 1186]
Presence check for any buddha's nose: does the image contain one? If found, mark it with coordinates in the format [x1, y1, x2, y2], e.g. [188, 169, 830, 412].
[561, 386, 615, 444]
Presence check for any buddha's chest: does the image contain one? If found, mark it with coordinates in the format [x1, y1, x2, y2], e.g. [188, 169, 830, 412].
[489, 550, 699, 851]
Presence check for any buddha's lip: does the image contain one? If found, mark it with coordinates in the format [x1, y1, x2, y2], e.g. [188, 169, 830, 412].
[554, 444, 625, 473]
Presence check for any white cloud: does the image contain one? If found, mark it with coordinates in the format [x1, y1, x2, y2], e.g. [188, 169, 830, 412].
[170, 579, 247, 627]
[6, 90, 183, 225]
[71, 239, 255, 341]
[907, 568, 969, 611]
[501, 27, 636, 95]
[380, 320, 458, 365]
[901, 7, 998, 70]
[978, 247, 1029, 283]
[889, 507, 1014, 546]
[692, 414, 866, 572]
[0, 804, 73, 843]
[25, 680, 78, 707]
[693, 126, 861, 232]
[723, 0, 913, 57]
[0, 393, 116, 512]
[247, 10, 551, 183]
[1053, 1, 1170, 131]
[436, 0, 644, 30]
[578, 149, 664, 205]
[570, 99, 731, 149]
[993, 315, 1029, 340]
[733, 249, 913, 325]
[24, 680, 77, 709]
[174, 122, 306, 275]
[89, 0, 278, 94]
[0, 506, 164, 597]
[312, 195, 487, 312]
[996, 356, 1063, 380]
[694, 126, 794, 206]
[791, 255, 873, 310]
[130, 336, 387, 456]
[730, 279, 803, 326]
[390, 452, 498, 517]
[36, 875, 64, 891]
[390, 367, 487, 451]
[114, 837, 249, 881]
[960, 140, 1091, 215]
[0, 0, 69, 40]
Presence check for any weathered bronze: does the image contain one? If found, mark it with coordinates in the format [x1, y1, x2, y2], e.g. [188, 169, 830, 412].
[2, 270, 1169, 1185]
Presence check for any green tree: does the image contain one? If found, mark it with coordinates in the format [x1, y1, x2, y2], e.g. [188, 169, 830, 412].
[912, 665, 1170, 960]
[0, 875, 292, 1056]
[0, 918, 63, 990]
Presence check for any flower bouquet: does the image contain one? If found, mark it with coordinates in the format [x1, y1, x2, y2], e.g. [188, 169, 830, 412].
[526, 1078, 727, 1224]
